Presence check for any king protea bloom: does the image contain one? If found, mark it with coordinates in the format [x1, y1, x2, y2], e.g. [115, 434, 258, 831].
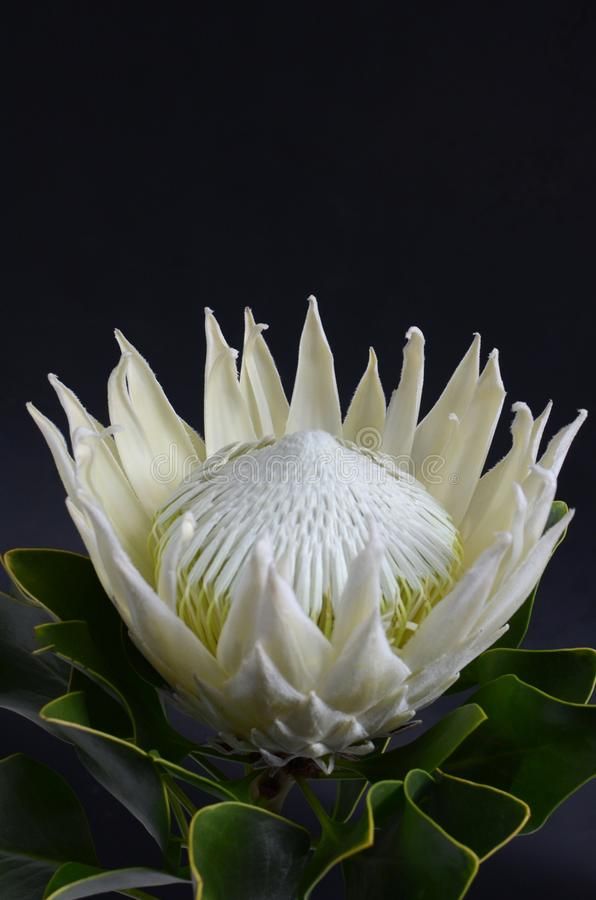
[29, 298, 585, 768]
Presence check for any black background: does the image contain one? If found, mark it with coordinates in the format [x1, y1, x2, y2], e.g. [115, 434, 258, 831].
[1, 2, 595, 897]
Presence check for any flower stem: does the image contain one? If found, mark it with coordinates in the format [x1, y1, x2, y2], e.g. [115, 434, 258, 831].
[168, 789, 190, 843]
[297, 777, 332, 833]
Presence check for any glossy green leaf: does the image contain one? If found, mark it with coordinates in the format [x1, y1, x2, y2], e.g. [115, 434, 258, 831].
[40, 692, 171, 852]
[35, 619, 136, 733]
[4, 548, 190, 761]
[453, 647, 596, 702]
[410, 770, 529, 860]
[189, 802, 311, 900]
[344, 776, 478, 900]
[493, 500, 569, 649]
[0, 591, 69, 727]
[0, 754, 96, 900]
[338, 704, 487, 782]
[443, 674, 596, 831]
[43, 862, 188, 900]
[68, 668, 133, 739]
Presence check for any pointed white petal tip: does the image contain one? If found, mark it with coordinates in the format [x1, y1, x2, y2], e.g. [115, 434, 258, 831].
[205, 307, 238, 353]
[405, 325, 425, 345]
[368, 346, 378, 368]
[244, 306, 269, 333]
[511, 400, 531, 415]
[47, 373, 73, 398]
[26, 401, 46, 424]
[482, 348, 504, 384]
[113, 328, 131, 353]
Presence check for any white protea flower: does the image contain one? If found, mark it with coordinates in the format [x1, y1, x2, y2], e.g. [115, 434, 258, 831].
[28, 297, 585, 769]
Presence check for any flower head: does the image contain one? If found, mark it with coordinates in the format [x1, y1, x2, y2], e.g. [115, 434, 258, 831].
[29, 297, 585, 767]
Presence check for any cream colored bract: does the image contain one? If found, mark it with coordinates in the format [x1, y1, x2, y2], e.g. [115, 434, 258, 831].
[29, 297, 585, 768]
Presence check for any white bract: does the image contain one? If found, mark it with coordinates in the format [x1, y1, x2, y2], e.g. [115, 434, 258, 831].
[29, 298, 585, 768]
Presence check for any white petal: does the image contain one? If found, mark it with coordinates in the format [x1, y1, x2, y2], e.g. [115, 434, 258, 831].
[331, 530, 384, 650]
[475, 509, 574, 634]
[240, 308, 289, 438]
[217, 541, 331, 690]
[401, 533, 512, 673]
[342, 347, 386, 446]
[382, 327, 425, 459]
[65, 496, 132, 629]
[538, 409, 587, 476]
[49, 376, 151, 571]
[461, 402, 533, 563]
[286, 296, 342, 436]
[201, 643, 305, 736]
[498, 484, 528, 578]
[204, 309, 256, 456]
[357, 690, 412, 736]
[320, 612, 410, 714]
[529, 400, 552, 462]
[181, 419, 206, 462]
[428, 349, 506, 524]
[107, 335, 196, 514]
[412, 333, 480, 463]
[520, 464, 557, 555]
[77, 491, 223, 692]
[27, 403, 77, 496]
[406, 626, 507, 710]
[267, 692, 358, 751]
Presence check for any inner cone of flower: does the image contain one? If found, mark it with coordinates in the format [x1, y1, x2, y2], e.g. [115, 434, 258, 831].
[29, 297, 585, 767]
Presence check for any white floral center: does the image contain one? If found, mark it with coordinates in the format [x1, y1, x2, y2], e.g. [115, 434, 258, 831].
[151, 430, 462, 653]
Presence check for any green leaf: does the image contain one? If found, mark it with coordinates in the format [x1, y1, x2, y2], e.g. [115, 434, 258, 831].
[40, 692, 171, 852]
[0, 754, 97, 900]
[410, 770, 529, 860]
[493, 500, 569, 649]
[4, 549, 191, 761]
[35, 620, 137, 736]
[188, 802, 311, 900]
[453, 647, 596, 702]
[43, 863, 188, 900]
[0, 591, 69, 727]
[344, 776, 478, 900]
[443, 674, 596, 831]
[338, 704, 487, 782]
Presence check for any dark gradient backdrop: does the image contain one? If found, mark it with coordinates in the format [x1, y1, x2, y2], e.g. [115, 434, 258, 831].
[1, 3, 595, 898]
